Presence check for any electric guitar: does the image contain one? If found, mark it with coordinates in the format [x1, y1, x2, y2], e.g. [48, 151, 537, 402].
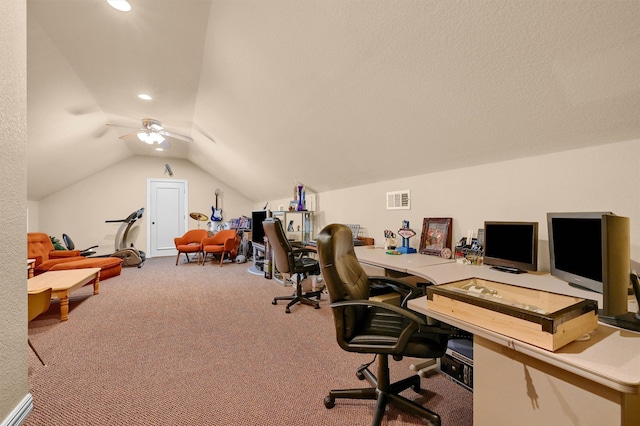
[212, 189, 223, 222]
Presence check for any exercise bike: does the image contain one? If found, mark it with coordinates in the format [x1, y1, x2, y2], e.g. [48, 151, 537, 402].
[105, 208, 146, 267]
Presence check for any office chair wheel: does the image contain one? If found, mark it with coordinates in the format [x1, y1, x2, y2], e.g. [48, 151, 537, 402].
[324, 396, 335, 409]
[356, 370, 366, 380]
[314, 303, 320, 309]
[272, 299, 277, 305]
[285, 307, 291, 314]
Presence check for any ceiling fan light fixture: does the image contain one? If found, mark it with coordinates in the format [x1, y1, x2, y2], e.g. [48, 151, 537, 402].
[137, 130, 165, 145]
[137, 131, 154, 144]
[107, 0, 131, 12]
[152, 132, 165, 143]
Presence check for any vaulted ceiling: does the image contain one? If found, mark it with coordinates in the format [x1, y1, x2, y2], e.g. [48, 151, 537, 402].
[27, 0, 640, 202]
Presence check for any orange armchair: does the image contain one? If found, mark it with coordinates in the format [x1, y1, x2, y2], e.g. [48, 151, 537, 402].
[28, 232, 85, 274]
[201, 229, 239, 266]
[174, 229, 208, 265]
[28, 232, 123, 280]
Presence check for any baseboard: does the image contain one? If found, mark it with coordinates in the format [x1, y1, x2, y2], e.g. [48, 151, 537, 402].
[1, 394, 33, 426]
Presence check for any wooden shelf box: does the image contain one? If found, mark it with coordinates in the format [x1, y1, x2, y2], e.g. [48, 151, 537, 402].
[426, 278, 598, 351]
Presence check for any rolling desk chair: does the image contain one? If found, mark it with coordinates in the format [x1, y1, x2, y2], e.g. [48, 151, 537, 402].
[262, 218, 322, 313]
[316, 223, 453, 426]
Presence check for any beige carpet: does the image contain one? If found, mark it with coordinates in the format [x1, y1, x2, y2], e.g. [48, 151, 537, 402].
[26, 256, 472, 425]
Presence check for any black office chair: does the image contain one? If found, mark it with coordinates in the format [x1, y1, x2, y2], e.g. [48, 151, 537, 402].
[62, 233, 98, 257]
[316, 223, 452, 426]
[262, 218, 322, 313]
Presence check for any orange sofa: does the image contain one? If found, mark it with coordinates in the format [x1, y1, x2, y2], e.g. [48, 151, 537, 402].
[28, 233, 123, 281]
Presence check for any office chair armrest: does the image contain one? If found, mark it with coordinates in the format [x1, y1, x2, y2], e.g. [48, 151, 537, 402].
[331, 299, 454, 336]
[291, 247, 316, 258]
[368, 276, 423, 306]
[331, 299, 428, 326]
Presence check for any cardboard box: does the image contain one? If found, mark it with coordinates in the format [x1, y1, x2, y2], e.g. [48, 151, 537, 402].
[426, 278, 598, 351]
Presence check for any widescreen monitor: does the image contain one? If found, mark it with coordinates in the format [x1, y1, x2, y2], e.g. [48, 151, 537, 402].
[547, 212, 632, 324]
[483, 221, 538, 273]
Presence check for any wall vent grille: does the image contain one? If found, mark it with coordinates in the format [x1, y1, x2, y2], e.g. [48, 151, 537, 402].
[386, 190, 410, 210]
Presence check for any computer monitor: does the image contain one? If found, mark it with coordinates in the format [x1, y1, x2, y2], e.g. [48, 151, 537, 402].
[482, 221, 538, 273]
[547, 212, 635, 329]
[251, 209, 271, 246]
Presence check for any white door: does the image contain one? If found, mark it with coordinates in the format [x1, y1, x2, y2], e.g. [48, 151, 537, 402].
[147, 179, 188, 258]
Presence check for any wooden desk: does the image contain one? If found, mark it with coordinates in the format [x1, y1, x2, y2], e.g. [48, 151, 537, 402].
[28, 268, 101, 321]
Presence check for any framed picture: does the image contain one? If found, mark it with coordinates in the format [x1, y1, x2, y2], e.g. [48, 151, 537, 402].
[419, 218, 453, 256]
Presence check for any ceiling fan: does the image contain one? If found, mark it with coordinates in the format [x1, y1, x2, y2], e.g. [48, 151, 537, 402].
[108, 118, 193, 149]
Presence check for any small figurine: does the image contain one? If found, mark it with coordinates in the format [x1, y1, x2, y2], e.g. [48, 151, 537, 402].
[396, 221, 417, 254]
[383, 230, 397, 251]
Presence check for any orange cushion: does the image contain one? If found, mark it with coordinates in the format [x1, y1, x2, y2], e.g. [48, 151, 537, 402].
[49, 257, 123, 281]
[176, 243, 202, 253]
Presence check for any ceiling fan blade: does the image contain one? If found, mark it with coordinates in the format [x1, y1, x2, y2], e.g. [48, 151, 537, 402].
[118, 130, 138, 140]
[107, 122, 139, 130]
[161, 130, 193, 143]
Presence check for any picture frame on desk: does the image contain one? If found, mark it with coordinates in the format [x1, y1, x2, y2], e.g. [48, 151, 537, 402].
[419, 217, 452, 256]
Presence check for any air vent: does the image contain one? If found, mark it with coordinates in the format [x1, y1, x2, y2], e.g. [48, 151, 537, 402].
[386, 190, 410, 210]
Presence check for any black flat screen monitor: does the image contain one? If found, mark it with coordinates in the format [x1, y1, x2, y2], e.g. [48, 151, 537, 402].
[547, 212, 606, 292]
[251, 210, 271, 246]
[548, 212, 637, 330]
[483, 221, 538, 273]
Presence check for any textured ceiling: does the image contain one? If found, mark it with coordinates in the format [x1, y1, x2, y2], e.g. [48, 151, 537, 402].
[27, 0, 640, 202]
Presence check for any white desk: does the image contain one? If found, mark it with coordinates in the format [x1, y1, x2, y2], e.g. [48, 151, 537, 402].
[354, 246, 454, 273]
[400, 262, 640, 425]
[409, 261, 610, 307]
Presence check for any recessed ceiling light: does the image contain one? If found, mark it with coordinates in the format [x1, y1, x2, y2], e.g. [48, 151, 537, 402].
[155, 147, 164, 151]
[107, 0, 131, 12]
[138, 93, 152, 101]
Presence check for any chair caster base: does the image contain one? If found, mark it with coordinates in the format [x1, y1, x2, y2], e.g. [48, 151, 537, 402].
[324, 396, 335, 409]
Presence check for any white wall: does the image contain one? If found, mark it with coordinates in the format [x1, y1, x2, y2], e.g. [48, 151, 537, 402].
[0, 0, 29, 423]
[267, 139, 640, 272]
[35, 156, 254, 256]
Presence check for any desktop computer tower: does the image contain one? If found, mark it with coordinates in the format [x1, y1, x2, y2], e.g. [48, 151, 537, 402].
[439, 338, 473, 391]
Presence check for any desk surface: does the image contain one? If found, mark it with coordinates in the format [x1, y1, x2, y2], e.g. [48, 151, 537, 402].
[354, 246, 454, 273]
[408, 261, 609, 308]
[354, 249, 640, 395]
[408, 296, 640, 394]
